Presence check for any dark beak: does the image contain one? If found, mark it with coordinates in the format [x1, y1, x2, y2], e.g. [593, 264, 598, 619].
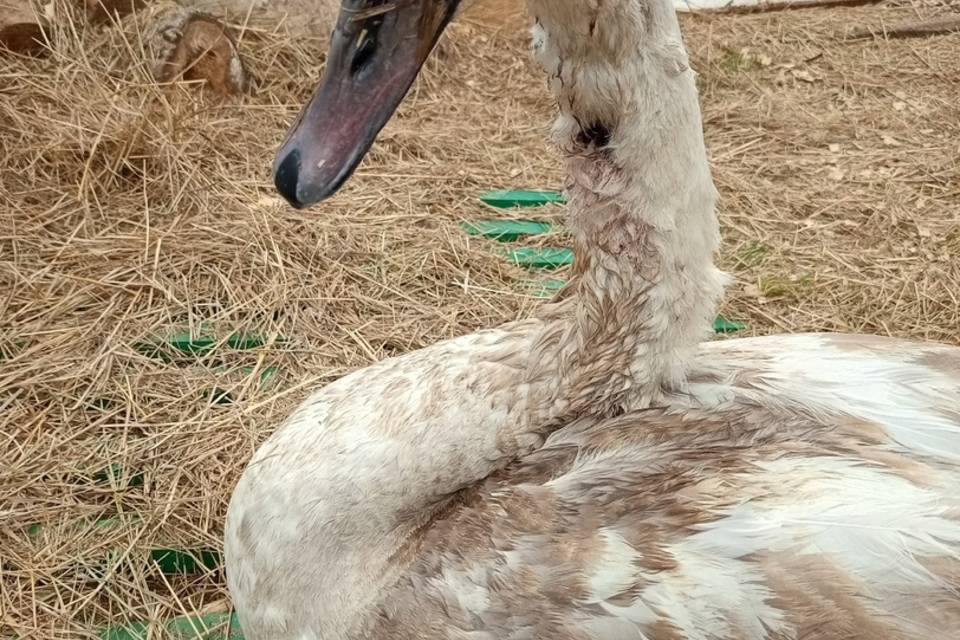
[273, 0, 459, 209]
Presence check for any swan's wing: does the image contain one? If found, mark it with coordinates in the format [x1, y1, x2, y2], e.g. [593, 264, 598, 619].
[374, 334, 960, 639]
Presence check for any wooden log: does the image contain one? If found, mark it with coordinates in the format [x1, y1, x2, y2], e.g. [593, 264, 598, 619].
[0, 0, 46, 55]
[143, 5, 248, 96]
[674, 0, 884, 13]
[845, 15, 960, 40]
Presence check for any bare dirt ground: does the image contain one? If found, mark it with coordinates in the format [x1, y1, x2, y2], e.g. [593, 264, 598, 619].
[1, 0, 958, 637]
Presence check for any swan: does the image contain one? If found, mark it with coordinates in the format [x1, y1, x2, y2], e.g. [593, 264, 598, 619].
[224, 0, 960, 637]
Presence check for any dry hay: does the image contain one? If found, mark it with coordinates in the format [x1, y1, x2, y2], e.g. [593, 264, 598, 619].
[1, 0, 958, 637]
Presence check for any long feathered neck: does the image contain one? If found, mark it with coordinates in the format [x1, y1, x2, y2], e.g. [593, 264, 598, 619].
[225, 3, 727, 639]
[526, 0, 726, 417]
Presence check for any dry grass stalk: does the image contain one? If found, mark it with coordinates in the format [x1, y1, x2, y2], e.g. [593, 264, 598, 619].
[0, 0, 957, 637]
[84, 0, 146, 24]
[178, 0, 341, 35]
[461, 0, 529, 26]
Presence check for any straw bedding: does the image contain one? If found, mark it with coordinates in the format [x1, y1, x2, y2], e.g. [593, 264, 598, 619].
[1, 0, 958, 636]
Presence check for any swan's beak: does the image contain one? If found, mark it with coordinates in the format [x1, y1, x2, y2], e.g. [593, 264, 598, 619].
[273, 0, 460, 208]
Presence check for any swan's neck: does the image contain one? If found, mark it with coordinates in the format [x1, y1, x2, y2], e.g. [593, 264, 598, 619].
[528, 0, 727, 415]
[226, 3, 728, 639]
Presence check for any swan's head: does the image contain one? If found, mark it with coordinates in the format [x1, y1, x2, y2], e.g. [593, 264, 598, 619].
[273, 0, 463, 209]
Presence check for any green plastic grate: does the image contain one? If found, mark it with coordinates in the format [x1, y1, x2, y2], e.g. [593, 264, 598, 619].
[713, 316, 747, 334]
[522, 278, 568, 298]
[150, 548, 222, 575]
[92, 463, 145, 488]
[100, 612, 242, 640]
[479, 190, 566, 209]
[505, 247, 575, 270]
[460, 219, 553, 242]
[202, 366, 281, 406]
[136, 332, 284, 362]
[27, 519, 221, 576]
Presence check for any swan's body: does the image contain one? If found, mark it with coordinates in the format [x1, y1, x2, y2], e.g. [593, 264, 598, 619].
[225, 0, 960, 637]
[230, 331, 960, 639]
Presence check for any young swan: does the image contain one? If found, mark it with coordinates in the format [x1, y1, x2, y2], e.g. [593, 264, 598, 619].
[226, 0, 960, 638]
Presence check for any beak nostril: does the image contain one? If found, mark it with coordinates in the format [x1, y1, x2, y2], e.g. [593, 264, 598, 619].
[274, 149, 303, 207]
[350, 34, 379, 77]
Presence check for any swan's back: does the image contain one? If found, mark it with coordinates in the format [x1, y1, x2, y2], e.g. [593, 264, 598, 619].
[372, 333, 960, 639]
